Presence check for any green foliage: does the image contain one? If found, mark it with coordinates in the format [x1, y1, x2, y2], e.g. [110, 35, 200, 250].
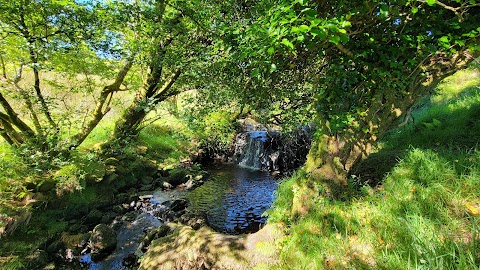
[268, 69, 480, 269]
[53, 164, 85, 196]
[230, 0, 480, 138]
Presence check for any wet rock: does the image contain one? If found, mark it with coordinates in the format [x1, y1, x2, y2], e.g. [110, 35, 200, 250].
[179, 211, 208, 230]
[139, 224, 171, 252]
[162, 181, 173, 190]
[123, 211, 139, 222]
[170, 199, 188, 212]
[122, 253, 140, 269]
[139, 194, 153, 201]
[183, 177, 204, 190]
[89, 224, 117, 259]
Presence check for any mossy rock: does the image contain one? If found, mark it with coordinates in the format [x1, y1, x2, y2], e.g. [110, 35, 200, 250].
[167, 168, 189, 186]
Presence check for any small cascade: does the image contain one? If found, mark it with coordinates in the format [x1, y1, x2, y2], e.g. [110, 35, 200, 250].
[234, 130, 280, 171]
[236, 131, 268, 170]
[233, 124, 313, 173]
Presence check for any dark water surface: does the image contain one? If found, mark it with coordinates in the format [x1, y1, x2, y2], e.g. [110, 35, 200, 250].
[86, 164, 280, 269]
[185, 163, 281, 233]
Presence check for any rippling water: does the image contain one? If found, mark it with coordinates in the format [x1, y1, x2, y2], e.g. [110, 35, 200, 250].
[86, 164, 280, 269]
[185, 163, 281, 234]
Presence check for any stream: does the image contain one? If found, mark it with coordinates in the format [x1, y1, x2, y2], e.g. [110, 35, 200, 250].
[176, 163, 281, 234]
[85, 163, 281, 269]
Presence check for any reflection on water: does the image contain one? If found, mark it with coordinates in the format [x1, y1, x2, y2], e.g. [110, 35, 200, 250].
[185, 164, 280, 234]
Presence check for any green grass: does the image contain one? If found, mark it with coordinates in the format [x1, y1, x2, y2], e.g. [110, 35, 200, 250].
[268, 68, 480, 269]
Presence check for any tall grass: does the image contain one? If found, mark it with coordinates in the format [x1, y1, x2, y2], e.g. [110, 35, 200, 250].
[268, 69, 480, 269]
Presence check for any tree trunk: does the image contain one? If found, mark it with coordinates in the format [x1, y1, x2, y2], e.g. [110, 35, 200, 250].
[69, 59, 134, 148]
[113, 69, 181, 138]
[305, 51, 478, 194]
[0, 93, 35, 138]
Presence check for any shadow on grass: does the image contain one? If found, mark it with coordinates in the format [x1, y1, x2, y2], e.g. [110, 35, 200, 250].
[352, 87, 480, 188]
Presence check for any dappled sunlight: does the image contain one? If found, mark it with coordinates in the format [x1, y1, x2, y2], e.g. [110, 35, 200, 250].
[433, 69, 480, 103]
[140, 223, 280, 270]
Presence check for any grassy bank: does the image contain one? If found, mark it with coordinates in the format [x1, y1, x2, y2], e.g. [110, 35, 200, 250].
[268, 68, 480, 269]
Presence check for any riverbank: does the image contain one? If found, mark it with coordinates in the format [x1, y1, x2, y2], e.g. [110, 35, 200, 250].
[266, 68, 480, 269]
[140, 223, 281, 270]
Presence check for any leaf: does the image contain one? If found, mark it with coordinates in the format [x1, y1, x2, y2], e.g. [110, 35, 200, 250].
[251, 68, 260, 78]
[281, 38, 295, 49]
[426, 0, 436, 5]
[270, 63, 277, 73]
[465, 202, 480, 216]
[329, 35, 341, 44]
[412, 6, 419, 14]
[267, 47, 275, 55]
[340, 34, 349, 43]
[438, 36, 449, 43]
[311, 28, 327, 39]
[297, 34, 305, 42]
[298, 25, 310, 32]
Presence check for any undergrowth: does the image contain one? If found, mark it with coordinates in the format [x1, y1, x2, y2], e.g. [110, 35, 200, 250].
[268, 68, 480, 269]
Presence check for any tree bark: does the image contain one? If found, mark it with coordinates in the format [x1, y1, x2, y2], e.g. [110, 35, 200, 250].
[69, 59, 134, 148]
[0, 92, 35, 137]
[305, 50, 478, 194]
[114, 69, 181, 138]
[29, 49, 56, 130]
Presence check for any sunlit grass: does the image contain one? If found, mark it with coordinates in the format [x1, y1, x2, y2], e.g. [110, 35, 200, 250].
[269, 68, 480, 269]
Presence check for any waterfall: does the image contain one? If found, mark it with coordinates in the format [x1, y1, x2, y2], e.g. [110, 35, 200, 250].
[234, 131, 273, 171]
[233, 125, 313, 173]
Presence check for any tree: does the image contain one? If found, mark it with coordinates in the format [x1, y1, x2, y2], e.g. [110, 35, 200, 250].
[0, 0, 134, 151]
[113, 0, 223, 139]
[0, 0, 223, 154]
[235, 0, 480, 187]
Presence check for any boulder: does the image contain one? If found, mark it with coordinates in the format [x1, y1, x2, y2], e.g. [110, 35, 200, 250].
[138, 224, 171, 252]
[161, 181, 173, 190]
[167, 168, 188, 186]
[89, 224, 117, 258]
[170, 199, 188, 212]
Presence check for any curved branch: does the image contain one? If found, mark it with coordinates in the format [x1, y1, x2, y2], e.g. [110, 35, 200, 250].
[69, 58, 134, 148]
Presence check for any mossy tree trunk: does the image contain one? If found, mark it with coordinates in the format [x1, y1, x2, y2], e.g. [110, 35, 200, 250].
[305, 51, 478, 193]
[113, 1, 183, 139]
